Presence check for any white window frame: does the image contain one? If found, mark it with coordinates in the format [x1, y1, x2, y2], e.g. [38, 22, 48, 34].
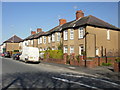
[39, 48, 42, 51]
[64, 30, 68, 40]
[64, 46, 68, 53]
[39, 37, 42, 44]
[107, 30, 110, 40]
[79, 45, 84, 55]
[38, 38, 40, 44]
[52, 33, 55, 42]
[52, 47, 55, 50]
[78, 27, 84, 39]
[70, 46, 74, 53]
[43, 36, 46, 44]
[48, 36, 51, 43]
[70, 29, 74, 40]
[96, 48, 99, 56]
[31, 40, 33, 45]
[57, 32, 61, 41]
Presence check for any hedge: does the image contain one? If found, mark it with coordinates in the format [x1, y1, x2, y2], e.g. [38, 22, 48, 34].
[44, 50, 63, 59]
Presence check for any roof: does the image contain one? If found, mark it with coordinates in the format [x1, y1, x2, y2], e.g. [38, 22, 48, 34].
[3, 35, 22, 43]
[23, 15, 120, 41]
[56, 15, 120, 32]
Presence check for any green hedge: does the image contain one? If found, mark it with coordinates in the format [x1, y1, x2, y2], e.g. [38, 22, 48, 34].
[44, 50, 63, 59]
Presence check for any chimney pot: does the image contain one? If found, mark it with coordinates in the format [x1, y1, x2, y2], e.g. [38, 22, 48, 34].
[59, 19, 67, 25]
[31, 31, 36, 35]
[76, 10, 84, 20]
[37, 28, 42, 33]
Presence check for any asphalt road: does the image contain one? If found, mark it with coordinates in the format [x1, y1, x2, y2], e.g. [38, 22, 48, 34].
[1, 57, 120, 89]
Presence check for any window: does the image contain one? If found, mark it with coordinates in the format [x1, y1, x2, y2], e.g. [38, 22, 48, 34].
[64, 30, 68, 40]
[70, 29, 74, 40]
[31, 40, 33, 45]
[57, 32, 61, 41]
[107, 30, 110, 40]
[39, 37, 42, 44]
[64, 46, 68, 53]
[38, 39, 40, 44]
[48, 36, 51, 43]
[79, 45, 84, 55]
[70, 46, 74, 53]
[52, 47, 55, 50]
[52, 33, 55, 42]
[39, 48, 42, 51]
[78, 27, 84, 39]
[28, 40, 30, 45]
[43, 36, 46, 44]
[96, 48, 99, 56]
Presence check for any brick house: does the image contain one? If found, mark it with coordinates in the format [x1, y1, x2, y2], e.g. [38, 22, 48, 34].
[2, 35, 22, 54]
[20, 10, 120, 58]
[58, 10, 120, 57]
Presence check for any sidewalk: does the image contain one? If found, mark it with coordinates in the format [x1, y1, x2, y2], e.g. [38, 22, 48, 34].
[41, 60, 120, 81]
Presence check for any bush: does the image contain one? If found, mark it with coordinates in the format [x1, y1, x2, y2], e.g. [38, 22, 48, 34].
[102, 62, 112, 66]
[115, 57, 120, 63]
[76, 55, 80, 62]
[44, 50, 63, 59]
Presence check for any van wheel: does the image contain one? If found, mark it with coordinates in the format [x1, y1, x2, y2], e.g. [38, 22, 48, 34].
[25, 58, 28, 63]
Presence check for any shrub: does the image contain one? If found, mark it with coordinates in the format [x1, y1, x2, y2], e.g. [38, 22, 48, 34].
[115, 57, 120, 63]
[102, 62, 112, 66]
[76, 55, 80, 62]
[44, 50, 63, 59]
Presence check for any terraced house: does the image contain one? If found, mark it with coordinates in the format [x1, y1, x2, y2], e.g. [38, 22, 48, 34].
[20, 10, 120, 57]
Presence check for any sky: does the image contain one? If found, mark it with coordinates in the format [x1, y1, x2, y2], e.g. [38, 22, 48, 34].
[1, 1, 119, 44]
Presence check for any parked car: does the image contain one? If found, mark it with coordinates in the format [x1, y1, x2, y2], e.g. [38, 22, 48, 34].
[1, 53, 5, 57]
[4, 52, 11, 58]
[12, 53, 21, 60]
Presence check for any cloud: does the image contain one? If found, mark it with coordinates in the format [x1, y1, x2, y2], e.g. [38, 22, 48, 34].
[73, 6, 78, 9]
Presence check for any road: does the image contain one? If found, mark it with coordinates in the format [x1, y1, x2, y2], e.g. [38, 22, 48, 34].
[1, 57, 120, 89]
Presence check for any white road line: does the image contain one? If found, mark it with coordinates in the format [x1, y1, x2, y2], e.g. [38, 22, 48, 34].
[52, 77, 101, 90]
[61, 74, 120, 86]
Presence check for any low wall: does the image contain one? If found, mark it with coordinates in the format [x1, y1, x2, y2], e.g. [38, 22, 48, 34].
[42, 53, 120, 69]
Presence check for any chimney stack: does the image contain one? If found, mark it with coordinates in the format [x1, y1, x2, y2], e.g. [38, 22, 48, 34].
[37, 28, 42, 33]
[76, 10, 84, 20]
[31, 31, 36, 35]
[59, 19, 67, 25]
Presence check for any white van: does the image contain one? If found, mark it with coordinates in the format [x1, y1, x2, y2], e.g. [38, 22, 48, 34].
[20, 47, 39, 63]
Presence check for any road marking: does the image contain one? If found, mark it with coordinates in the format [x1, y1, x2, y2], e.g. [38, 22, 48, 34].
[68, 67, 76, 69]
[52, 77, 100, 89]
[61, 74, 120, 87]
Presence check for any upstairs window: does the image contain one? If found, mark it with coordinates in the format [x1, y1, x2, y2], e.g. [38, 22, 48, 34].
[39, 37, 42, 44]
[57, 32, 61, 41]
[70, 46, 74, 53]
[31, 40, 33, 45]
[70, 29, 74, 40]
[64, 30, 68, 40]
[38, 39, 40, 44]
[52, 33, 55, 42]
[107, 30, 110, 40]
[78, 27, 84, 39]
[43, 36, 46, 44]
[48, 36, 51, 43]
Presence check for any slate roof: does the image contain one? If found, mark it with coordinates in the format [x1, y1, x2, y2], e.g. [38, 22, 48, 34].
[55, 15, 120, 32]
[3, 35, 22, 43]
[22, 15, 120, 41]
